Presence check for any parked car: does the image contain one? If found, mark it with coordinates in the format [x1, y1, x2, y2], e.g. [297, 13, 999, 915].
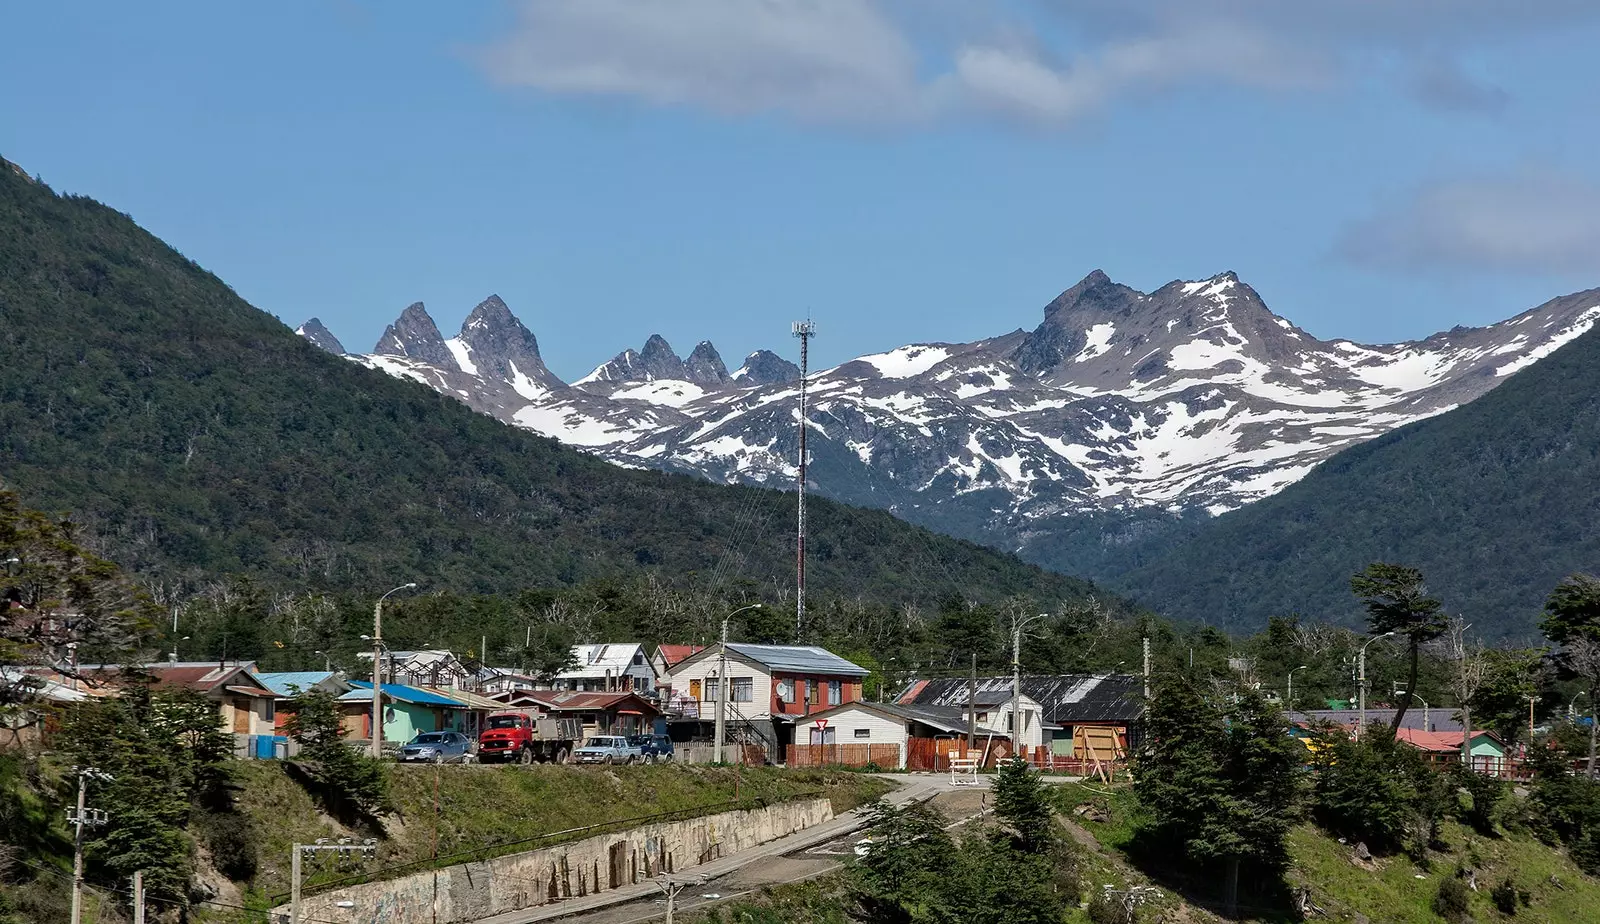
[573, 735, 644, 765]
[398, 731, 474, 763]
[627, 733, 675, 763]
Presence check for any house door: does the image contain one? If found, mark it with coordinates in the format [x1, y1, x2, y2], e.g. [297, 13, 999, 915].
[231, 699, 251, 734]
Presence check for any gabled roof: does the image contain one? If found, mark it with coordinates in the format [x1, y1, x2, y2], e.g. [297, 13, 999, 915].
[421, 687, 504, 710]
[557, 644, 649, 680]
[340, 681, 466, 708]
[714, 643, 868, 677]
[898, 674, 1143, 723]
[795, 700, 977, 735]
[256, 671, 344, 699]
[655, 644, 705, 668]
[524, 690, 660, 714]
[78, 661, 274, 697]
[1289, 709, 1464, 733]
[1393, 728, 1503, 752]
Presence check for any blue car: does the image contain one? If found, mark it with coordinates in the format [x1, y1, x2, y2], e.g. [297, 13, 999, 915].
[398, 731, 474, 763]
[628, 733, 675, 763]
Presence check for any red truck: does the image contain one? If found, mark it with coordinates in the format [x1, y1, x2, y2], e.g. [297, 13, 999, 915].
[477, 711, 583, 764]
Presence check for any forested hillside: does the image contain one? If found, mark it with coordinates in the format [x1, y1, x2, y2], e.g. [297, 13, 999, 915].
[1095, 312, 1600, 637]
[0, 162, 1088, 605]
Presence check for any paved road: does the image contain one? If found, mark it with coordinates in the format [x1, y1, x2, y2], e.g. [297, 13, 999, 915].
[472, 774, 980, 924]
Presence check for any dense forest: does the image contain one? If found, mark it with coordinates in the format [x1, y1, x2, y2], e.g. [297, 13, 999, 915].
[1036, 308, 1600, 639]
[0, 160, 1089, 610]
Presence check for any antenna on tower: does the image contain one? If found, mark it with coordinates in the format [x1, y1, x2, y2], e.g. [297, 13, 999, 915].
[791, 318, 817, 639]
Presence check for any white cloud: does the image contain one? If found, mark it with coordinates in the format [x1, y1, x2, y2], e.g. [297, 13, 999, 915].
[471, 0, 1600, 128]
[1337, 168, 1600, 274]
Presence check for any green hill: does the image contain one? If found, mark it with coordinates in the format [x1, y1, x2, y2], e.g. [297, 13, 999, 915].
[0, 161, 1089, 605]
[1091, 305, 1600, 638]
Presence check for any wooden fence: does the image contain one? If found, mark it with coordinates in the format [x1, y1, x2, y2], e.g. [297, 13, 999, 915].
[786, 743, 902, 768]
[906, 737, 1014, 772]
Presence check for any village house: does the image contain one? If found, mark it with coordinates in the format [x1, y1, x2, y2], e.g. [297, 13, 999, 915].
[256, 670, 350, 733]
[552, 644, 658, 695]
[520, 690, 661, 739]
[338, 681, 471, 748]
[664, 643, 870, 761]
[78, 661, 281, 742]
[357, 649, 476, 690]
[896, 673, 1143, 770]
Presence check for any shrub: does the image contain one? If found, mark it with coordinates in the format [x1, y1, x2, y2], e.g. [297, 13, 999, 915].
[193, 810, 258, 882]
[1490, 875, 1527, 916]
[1433, 876, 1471, 922]
[1454, 766, 1507, 837]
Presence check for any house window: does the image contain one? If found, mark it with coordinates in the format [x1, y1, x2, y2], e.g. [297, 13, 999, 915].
[732, 678, 753, 703]
[264, 699, 276, 722]
[805, 680, 816, 704]
[704, 678, 721, 702]
[777, 678, 796, 703]
[976, 712, 989, 722]
[854, 728, 871, 739]
[828, 680, 842, 706]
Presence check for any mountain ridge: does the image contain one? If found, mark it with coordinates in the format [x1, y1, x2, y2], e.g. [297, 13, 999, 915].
[0, 159, 1092, 607]
[311, 272, 1600, 576]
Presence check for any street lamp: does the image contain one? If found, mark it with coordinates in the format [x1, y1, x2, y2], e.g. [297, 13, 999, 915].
[1395, 684, 1431, 731]
[1010, 613, 1047, 759]
[1287, 665, 1309, 711]
[169, 635, 190, 664]
[370, 583, 417, 758]
[714, 603, 762, 764]
[1357, 632, 1395, 739]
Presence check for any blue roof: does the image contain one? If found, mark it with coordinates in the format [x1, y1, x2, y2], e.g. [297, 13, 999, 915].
[725, 643, 869, 677]
[340, 681, 465, 708]
[257, 671, 340, 698]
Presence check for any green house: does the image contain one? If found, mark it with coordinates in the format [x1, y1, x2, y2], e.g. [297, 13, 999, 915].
[339, 681, 468, 748]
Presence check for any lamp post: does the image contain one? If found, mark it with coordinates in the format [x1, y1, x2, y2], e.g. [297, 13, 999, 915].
[1010, 613, 1046, 760]
[1570, 690, 1589, 720]
[1357, 631, 1394, 740]
[1288, 665, 1309, 711]
[1396, 685, 1432, 731]
[370, 583, 417, 758]
[714, 603, 762, 764]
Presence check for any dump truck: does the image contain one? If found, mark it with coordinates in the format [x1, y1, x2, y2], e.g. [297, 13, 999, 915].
[476, 711, 584, 764]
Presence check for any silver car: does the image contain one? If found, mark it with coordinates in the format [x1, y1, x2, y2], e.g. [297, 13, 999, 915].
[398, 731, 474, 763]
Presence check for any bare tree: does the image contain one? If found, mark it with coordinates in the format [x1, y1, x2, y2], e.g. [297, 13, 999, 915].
[1561, 636, 1600, 777]
[1446, 617, 1488, 766]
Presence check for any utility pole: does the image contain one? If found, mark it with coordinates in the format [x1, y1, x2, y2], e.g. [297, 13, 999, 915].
[67, 766, 112, 924]
[655, 875, 706, 924]
[370, 582, 416, 758]
[1010, 613, 1044, 760]
[967, 653, 977, 752]
[132, 870, 144, 924]
[1141, 637, 1151, 701]
[791, 319, 816, 639]
[1357, 632, 1394, 740]
[290, 838, 377, 924]
[714, 616, 729, 764]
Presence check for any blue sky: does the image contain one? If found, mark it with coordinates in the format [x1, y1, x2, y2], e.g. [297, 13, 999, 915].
[5, 1, 1600, 380]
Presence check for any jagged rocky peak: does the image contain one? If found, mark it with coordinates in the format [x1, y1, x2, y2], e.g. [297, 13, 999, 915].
[295, 318, 346, 355]
[636, 334, 687, 379]
[375, 302, 452, 367]
[734, 349, 802, 386]
[454, 294, 565, 391]
[684, 341, 730, 385]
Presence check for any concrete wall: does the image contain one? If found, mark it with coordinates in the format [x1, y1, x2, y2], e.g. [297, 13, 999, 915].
[279, 797, 834, 924]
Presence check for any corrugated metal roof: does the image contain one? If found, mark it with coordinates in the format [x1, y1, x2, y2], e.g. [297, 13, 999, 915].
[1289, 708, 1463, 733]
[655, 644, 705, 668]
[557, 643, 648, 679]
[257, 671, 340, 698]
[899, 674, 1143, 723]
[724, 643, 869, 676]
[340, 681, 465, 708]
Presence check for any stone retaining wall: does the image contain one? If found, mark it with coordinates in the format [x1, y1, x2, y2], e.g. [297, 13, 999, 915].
[278, 797, 834, 924]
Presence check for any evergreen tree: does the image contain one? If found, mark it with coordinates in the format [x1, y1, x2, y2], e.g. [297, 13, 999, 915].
[286, 688, 389, 818]
[1350, 563, 1446, 737]
[1544, 574, 1600, 776]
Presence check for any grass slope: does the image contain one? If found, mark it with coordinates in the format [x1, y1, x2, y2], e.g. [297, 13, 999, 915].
[0, 160, 1090, 605]
[233, 762, 891, 902]
[1095, 293, 1600, 637]
[1059, 782, 1600, 924]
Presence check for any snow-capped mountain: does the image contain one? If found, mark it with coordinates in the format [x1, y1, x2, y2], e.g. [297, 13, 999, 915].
[303, 271, 1600, 557]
